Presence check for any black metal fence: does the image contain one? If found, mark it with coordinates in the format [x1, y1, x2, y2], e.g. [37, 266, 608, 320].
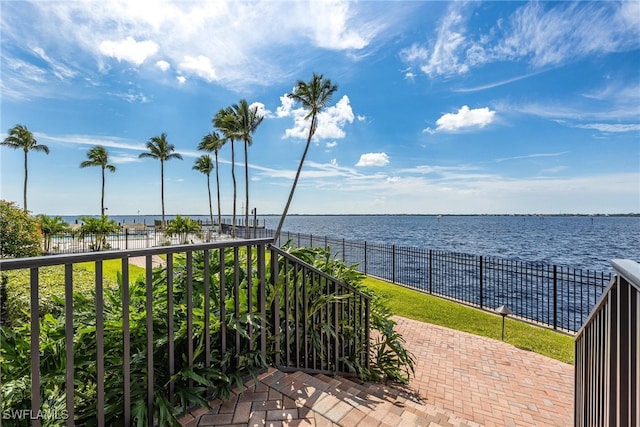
[263, 229, 612, 333]
[574, 259, 639, 427]
[0, 239, 370, 426]
[38, 226, 612, 332]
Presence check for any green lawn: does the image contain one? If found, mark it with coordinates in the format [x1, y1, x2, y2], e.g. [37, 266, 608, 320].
[362, 276, 575, 364]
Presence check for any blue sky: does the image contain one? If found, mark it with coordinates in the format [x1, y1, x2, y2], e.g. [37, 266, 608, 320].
[1, 0, 639, 216]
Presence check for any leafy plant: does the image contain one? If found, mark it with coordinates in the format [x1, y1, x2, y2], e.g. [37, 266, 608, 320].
[37, 215, 70, 253]
[0, 200, 42, 258]
[77, 215, 120, 251]
[164, 215, 202, 244]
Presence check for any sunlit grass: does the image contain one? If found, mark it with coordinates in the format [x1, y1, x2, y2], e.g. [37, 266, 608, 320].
[362, 276, 575, 364]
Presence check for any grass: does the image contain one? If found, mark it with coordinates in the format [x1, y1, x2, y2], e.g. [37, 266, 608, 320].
[362, 276, 575, 364]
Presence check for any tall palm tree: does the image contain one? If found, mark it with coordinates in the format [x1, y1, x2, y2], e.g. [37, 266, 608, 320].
[139, 133, 183, 227]
[213, 107, 239, 237]
[1, 124, 49, 211]
[198, 132, 226, 235]
[232, 99, 264, 239]
[192, 154, 215, 229]
[79, 145, 116, 216]
[273, 73, 338, 243]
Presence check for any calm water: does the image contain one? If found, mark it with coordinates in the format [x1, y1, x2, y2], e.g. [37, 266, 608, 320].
[64, 214, 639, 273]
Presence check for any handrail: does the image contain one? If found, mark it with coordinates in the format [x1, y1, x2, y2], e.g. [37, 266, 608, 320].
[267, 243, 372, 301]
[574, 258, 639, 427]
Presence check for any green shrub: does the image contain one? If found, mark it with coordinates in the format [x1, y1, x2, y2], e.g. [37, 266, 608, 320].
[0, 200, 42, 258]
[165, 215, 202, 244]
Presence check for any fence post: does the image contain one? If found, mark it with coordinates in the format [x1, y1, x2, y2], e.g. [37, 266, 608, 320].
[364, 241, 368, 275]
[429, 250, 433, 294]
[125, 228, 129, 250]
[553, 265, 558, 330]
[342, 239, 345, 262]
[479, 256, 484, 309]
[392, 245, 396, 284]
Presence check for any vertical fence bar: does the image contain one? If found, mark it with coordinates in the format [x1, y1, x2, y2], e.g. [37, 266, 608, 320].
[553, 265, 558, 330]
[219, 249, 227, 354]
[479, 256, 484, 309]
[272, 247, 281, 367]
[429, 250, 433, 294]
[95, 261, 105, 427]
[30, 267, 41, 427]
[364, 241, 368, 275]
[258, 244, 267, 359]
[203, 249, 211, 372]
[186, 251, 194, 390]
[166, 254, 175, 406]
[392, 245, 396, 284]
[145, 256, 154, 427]
[121, 259, 131, 427]
[64, 264, 74, 426]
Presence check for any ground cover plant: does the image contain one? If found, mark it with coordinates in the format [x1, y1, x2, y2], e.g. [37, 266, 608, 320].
[362, 276, 575, 364]
[0, 245, 416, 425]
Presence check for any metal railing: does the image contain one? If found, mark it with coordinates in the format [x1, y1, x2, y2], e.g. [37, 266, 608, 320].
[574, 259, 639, 427]
[265, 229, 611, 332]
[37, 226, 613, 332]
[0, 239, 370, 426]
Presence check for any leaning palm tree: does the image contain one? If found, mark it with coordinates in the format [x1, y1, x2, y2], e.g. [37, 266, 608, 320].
[139, 133, 183, 227]
[232, 99, 264, 238]
[192, 154, 215, 230]
[273, 73, 338, 243]
[213, 107, 239, 237]
[198, 132, 226, 234]
[79, 145, 116, 216]
[1, 124, 49, 211]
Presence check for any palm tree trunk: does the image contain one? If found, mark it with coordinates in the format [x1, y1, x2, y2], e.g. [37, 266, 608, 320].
[273, 114, 317, 243]
[161, 160, 165, 228]
[23, 149, 28, 211]
[207, 173, 214, 230]
[244, 139, 249, 239]
[215, 152, 222, 235]
[231, 140, 237, 238]
[101, 167, 106, 216]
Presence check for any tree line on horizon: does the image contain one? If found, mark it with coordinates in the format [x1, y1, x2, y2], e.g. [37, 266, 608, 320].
[1, 73, 338, 244]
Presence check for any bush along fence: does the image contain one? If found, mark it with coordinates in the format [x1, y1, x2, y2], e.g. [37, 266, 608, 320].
[39, 226, 611, 333]
[0, 239, 390, 426]
[260, 229, 612, 333]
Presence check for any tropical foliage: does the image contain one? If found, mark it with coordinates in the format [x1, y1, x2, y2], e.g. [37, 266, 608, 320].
[164, 215, 202, 244]
[77, 216, 120, 251]
[274, 74, 338, 242]
[79, 145, 116, 216]
[0, 200, 41, 258]
[1, 124, 50, 211]
[37, 215, 70, 253]
[139, 133, 183, 227]
[0, 243, 414, 425]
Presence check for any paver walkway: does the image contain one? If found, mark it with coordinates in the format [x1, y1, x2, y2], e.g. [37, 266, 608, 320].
[180, 316, 574, 426]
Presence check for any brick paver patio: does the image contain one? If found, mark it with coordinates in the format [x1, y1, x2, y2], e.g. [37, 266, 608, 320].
[180, 316, 574, 426]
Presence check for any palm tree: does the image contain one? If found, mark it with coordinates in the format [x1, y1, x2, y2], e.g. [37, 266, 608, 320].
[37, 214, 70, 253]
[192, 154, 215, 229]
[1, 124, 49, 211]
[198, 132, 226, 235]
[139, 133, 183, 227]
[213, 107, 239, 237]
[79, 145, 116, 216]
[232, 99, 264, 239]
[273, 73, 338, 243]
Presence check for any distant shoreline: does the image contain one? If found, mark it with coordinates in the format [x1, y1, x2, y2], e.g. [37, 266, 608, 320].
[53, 213, 640, 218]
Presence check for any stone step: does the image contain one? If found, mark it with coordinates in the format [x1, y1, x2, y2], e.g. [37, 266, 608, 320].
[181, 368, 478, 427]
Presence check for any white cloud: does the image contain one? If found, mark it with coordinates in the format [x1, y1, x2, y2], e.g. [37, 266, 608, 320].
[401, 2, 640, 79]
[281, 95, 355, 141]
[178, 55, 218, 82]
[574, 123, 640, 133]
[425, 106, 496, 134]
[356, 152, 390, 167]
[156, 60, 170, 71]
[326, 141, 337, 148]
[99, 37, 158, 65]
[176, 75, 186, 84]
[250, 102, 270, 119]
